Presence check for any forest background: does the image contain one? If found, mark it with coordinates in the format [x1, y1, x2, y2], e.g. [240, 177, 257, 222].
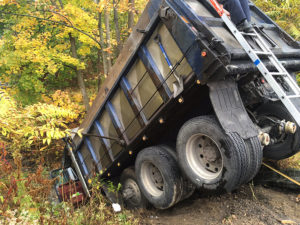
[0, 0, 299, 224]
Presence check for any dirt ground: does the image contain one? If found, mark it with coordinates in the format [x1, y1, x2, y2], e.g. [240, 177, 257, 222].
[138, 184, 300, 225]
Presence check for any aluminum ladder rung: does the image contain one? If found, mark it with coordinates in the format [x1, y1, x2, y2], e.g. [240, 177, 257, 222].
[270, 72, 288, 76]
[253, 51, 272, 55]
[288, 95, 300, 99]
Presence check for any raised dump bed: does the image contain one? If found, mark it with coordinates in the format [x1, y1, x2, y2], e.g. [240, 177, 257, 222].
[60, 0, 300, 209]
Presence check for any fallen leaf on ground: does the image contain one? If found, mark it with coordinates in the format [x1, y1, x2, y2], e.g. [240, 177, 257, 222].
[280, 219, 297, 224]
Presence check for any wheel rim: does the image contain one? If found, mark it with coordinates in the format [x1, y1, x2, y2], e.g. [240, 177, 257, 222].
[122, 178, 142, 206]
[186, 133, 223, 180]
[140, 162, 164, 197]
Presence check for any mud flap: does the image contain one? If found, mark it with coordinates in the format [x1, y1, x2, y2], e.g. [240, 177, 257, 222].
[208, 79, 258, 139]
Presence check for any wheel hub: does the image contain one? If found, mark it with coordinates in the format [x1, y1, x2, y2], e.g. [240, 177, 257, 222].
[202, 145, 218, 162]
[150, 165, 164, 190]
[141, 162, 164, 197]
[122, 178, 141, 204]
[186, 134, 223, 180]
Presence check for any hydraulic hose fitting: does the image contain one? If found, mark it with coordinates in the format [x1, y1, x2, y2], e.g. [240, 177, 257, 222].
[258, 132, 270, 146]
[284, 121, 297, 134]
[279, 120, 297, 134]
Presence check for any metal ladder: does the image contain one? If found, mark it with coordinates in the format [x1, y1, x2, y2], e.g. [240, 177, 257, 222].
[209, 0, 300, 127]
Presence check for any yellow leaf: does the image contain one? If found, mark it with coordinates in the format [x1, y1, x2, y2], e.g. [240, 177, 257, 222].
[29, 208, 37, 213]
[280, 220, 297, 224]
[77, 128, 84, 138]
[50, 129, 54, 138]
[40, 146, 47, 151]
[1, 129, 6, 136]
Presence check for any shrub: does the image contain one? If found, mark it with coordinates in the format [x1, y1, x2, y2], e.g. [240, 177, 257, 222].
[0, 90, 82, 162]
[254, 0, 300, 40]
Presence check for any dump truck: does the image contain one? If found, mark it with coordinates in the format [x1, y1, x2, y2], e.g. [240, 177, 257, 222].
[56, 0, 300, 209]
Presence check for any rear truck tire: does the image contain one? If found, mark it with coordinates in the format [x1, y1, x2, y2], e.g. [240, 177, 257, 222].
[135, 146, 183, 209]
[176, 116, 248, 192]
[257, 102, 300, 160]
[244, 137, 263, 182]
[120, 167, 149, 209]
[159, 145, 196, 201]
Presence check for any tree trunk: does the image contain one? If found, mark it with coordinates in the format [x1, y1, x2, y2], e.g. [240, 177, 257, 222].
[97, 50, 103, 90]
[69, 33, 90, 111]
[113, 0, 122, 52]
[128, 0, 135, 31]
[104, 8, 112, 71]
[95, 0, 107, 89]
[57, 0, 64, 8]
[98, 11, 108, 76]
[49, 0, 58, 8]
[56, 0, 90, 111]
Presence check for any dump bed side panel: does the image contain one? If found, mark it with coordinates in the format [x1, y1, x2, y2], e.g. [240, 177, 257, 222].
[74, 21, 197, 180]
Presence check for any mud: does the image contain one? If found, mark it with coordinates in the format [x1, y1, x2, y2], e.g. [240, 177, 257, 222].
[139, 184, 300, 225]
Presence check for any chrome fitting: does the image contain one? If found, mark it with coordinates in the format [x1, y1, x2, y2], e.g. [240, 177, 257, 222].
[258, 132, 270, 146]
[284, 121, 297, 134]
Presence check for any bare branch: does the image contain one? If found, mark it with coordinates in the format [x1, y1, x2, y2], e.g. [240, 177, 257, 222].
[42, 9, 74, 27]
[63, 64, 76, 70]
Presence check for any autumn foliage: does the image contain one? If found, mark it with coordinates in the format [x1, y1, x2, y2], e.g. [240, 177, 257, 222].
[0, 0, 299, 223]
[0, 0, 147, 106]
[254, 0, 300, 40]
[0, 89, 80, 154]
[0, 0, 147, 223]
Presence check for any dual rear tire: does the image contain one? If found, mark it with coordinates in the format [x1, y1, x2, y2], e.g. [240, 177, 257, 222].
[122, 115, 263, 209]
[176, 116, 262, 192]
